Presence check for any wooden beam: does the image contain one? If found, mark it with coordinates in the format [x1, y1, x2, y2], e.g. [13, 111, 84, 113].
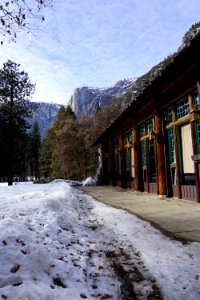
[155, 115, 167, 196]
[191, 118, 200, 203]
[119, 128, 127, 189]
[133, 125, 143, 191]
[108, 137, 116, 187]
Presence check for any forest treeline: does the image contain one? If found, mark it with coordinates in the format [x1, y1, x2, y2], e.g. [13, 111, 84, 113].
[2, 22, 199, 185]
[39, 99, 122, 181]
[0, 59, 122, 184]
[0, 60, 41, 185]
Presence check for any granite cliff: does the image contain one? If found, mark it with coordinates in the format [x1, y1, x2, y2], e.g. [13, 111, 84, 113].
[28, 102, 61, 139]
[69, 78, 136, 118]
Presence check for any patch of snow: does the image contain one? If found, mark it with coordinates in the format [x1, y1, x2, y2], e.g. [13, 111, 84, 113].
[82, 177, 96, 186]
[0, 181, 200, 299]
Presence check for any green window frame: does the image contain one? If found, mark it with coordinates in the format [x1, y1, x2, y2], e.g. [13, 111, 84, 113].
[192, 90, 199, 109]
[127, 130, 132, 143]
[141, 140, 146, 167]
[176, 97, 189, 120]
[146, 119, 153, 134]
[195, 122, 200, 154]
[123, 134, 127, 145]
[125, 148, 129, 171]
[140, 119, 153, 137]
[140, 119, 153, 168]
[167, 128, 176, 163]
[140, 124, 145, 137]
[165, 108, 173, 125]
[114, 139, 121, 174]
[124, 130, 133, 145]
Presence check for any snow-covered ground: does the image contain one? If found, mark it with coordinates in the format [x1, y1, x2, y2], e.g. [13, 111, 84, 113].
[0, 180, 200, 300]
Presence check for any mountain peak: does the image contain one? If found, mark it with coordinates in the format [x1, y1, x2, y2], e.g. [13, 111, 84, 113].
[69, 78, 136, 118]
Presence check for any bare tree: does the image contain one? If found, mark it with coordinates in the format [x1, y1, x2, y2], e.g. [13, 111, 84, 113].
[0, 0, 53, 43]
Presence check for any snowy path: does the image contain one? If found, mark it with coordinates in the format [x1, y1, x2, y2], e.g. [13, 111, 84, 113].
[0, 181, 200, 300]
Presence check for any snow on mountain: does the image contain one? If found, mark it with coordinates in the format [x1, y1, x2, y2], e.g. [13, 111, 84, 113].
[28, 102, 61, 139]
[69, 78, 136, 118]
[26, 78, 135, 138]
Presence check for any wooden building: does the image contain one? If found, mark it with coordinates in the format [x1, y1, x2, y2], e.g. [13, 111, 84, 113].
[94, 32, 200, 202]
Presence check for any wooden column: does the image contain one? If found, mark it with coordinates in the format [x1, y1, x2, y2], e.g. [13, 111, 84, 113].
[109, 137, 116, 187]
[155, 115, 167, 196]
[132, 125, 143, 191]
[195, 56, 200, 201]
[173, 107, 182, 198]
[190, 121, 200, 202]
[119, 128, 127, 189]
[102, 141, 109, 185]
[190, 85, 200, 202]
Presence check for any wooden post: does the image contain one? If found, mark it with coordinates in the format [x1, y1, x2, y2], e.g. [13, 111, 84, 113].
[190, 121, 200, 202]
[190, 82, 200, 202]
[119, 128, 127, 189]
[102, 141, 109, 185]
[173, 106, 182, 198]
[197, 81, 200, 96]
[155, 115, 167, 196]
[197, 81, 200, 202]
[132, 125, 143, 191]
[108, 137, 116, 187]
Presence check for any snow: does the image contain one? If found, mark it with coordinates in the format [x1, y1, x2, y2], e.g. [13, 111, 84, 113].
[82, 177, 96, 186]
[0, 181, 200, 300]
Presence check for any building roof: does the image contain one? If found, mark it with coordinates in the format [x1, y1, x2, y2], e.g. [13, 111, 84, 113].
[93, 30, 200, 146]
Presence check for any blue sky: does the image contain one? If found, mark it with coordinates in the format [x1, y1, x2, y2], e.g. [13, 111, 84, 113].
[0, 0, 200, 104]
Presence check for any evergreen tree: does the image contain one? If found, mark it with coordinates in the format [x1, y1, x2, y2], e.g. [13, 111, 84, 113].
[55, 115, 97, 180]
[0, 60, 35, 185]
[40, 128, 55, 179]
[28, 121, 41, 180]
[53, 105, 75, 131]
[39, 104, 97, 181]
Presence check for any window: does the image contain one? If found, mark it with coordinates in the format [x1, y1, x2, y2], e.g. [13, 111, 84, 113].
[146, 119, 153, 134]
[140, 119, 153, 137]
[176, 97, 189, 119]
[124, 130, 133, 145]
[140, 124, 145, 137]
[165, 109, 173, 125]
[125, 148, 129, 171]
[195, 122, 200, 154]
[140, 119, 153, 168]
[192, 90, 199, 110]
[167, 128, 176, 163]
[127, 131, 132, 143]
[141, 140, 146, 167]
[114, 139, 121, 175]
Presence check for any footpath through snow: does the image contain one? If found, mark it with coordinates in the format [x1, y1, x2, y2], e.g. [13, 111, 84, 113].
[0, 181, 200, 300]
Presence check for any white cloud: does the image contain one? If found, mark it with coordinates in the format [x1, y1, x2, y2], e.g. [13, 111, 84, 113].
[0, 0, 199, 104]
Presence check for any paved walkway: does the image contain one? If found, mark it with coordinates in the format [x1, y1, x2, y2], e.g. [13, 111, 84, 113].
[77, 186, 200, 243]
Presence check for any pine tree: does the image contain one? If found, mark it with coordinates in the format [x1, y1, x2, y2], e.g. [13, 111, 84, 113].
[40, 128, 55, 179]
[53, 105, 76, 131]
[0, 60, 35, 185]
[28, 121, 41, 180]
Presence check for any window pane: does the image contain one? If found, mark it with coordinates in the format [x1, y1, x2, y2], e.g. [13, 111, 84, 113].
[166, 109, 173, 125]
[192, 90, 199, 110]
[127, 131, 132, 143]
[141, 140, 146, 167]
[168, 128, 176, 163]
[176, 98, 189, 119]
[140, 124, 145, 137]
[146, 120, 153, 134]
[196, 122, 200, 154]
[125, 148, 129, 171]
